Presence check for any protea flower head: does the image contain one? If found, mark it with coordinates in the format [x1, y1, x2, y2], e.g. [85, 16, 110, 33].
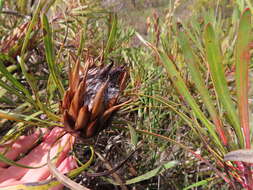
[0, 21, 39, 58]
[60, 59, 128, 139]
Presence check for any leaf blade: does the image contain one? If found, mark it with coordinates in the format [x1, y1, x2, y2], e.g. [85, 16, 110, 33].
[235, 8, 251, 148]
[203, 23, 243, 148]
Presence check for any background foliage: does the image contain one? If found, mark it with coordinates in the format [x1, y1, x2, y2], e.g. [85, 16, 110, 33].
[0, 0, 253, 189]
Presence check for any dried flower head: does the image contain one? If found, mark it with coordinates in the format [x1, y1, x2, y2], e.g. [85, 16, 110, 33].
[0, 21, 39, 58]
[60, 60, 128, 139]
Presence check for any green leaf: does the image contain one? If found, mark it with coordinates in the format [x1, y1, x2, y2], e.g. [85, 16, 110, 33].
[19, 0, 47, 109]
[0, 97, 15, 105]
[0, 60, 32, 100]
[104, 13, 118, 57]
[203, 23, 243, 148]
[246, 0, 253, 13]
[183, 178, 214, 190]
[108, 161, 178, 185]
[128, 124, 138, 146]
[235, 8, 251, 148]
[77, 26, 87, 57]
[0, 0, 4, 11]
[126, 161, 177, 184]
[42, 14, 64, 97]
[0, 110, 59, 129]
[17, 0, 28, 14]
[0, 54, 16, 65]
[0, 153, 43, 169]
[158, 50, 225, 153]
[0, 79, 34, 105]
[177, 31, 229, 147]
[46, 73, 57, 105]
[21, 0, 46, 56]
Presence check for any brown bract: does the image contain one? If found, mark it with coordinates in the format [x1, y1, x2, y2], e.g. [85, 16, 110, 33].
[0, 21, 40, 58]
[60, 60, 128, 139]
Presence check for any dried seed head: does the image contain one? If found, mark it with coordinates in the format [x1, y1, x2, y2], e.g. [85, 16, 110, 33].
[61, 60, 128, 139]
[0, 21, 40, 58]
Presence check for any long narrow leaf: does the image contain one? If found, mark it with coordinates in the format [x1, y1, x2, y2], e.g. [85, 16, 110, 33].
[20, 0, 46, 56]
[47, 155, 89, 190]
[224, 149, 253, 163]
[0, 0, 4, 11]
[19, 0, 47, 110]
[0, 60, 32, 100]
[183, 177, 214, 190]
[107, 161, 178, 185]
[42, 14, 64, 97]
[125, 161, 178, 185]
[158, 50, 225, 153]
[177, 31, 228, 147]
[17, 0, 27, 14]
[203, 23, 243, 148]
[0, 79, 34, 105]
[0, 153, 43, 169]
[104, 13, 117, 57]
[47, 138, 89, 190]
[235, 8, 251, 148]
[0, 110, 59, 127]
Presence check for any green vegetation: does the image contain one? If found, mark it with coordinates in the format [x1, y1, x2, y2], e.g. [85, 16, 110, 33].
[0, 0, 253, 189]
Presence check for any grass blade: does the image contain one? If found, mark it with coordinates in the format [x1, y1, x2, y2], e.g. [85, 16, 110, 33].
[20, 0, 46, 56]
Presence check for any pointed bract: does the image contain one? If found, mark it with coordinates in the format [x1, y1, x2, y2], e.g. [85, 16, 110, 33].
[75, 106, 90, 131]
[91, 81, 108, 120]
[60, 59, 128, 139]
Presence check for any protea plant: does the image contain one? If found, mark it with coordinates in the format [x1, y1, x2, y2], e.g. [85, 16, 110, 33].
[60, 59, 128, 139]
[0, 21, 39, 58]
